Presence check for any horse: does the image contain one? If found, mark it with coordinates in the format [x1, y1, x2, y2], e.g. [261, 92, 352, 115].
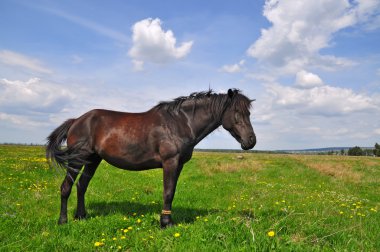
[46, 88, 256, 228]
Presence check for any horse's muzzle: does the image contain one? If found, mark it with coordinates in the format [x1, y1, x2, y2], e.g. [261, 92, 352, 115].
[241, 134, 256, 150]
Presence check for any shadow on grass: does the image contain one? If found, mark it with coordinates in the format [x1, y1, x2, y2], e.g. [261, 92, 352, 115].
[87, 201, 212, 224]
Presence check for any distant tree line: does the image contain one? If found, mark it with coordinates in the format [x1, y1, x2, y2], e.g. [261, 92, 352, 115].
[347, 143, 380, 157]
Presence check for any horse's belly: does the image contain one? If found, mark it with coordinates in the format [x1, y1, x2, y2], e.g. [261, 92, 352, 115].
[103, 156, 162, 171]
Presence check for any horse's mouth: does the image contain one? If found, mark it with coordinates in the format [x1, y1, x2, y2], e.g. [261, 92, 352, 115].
[241, 143, 250, 150]
[236, 133, 256, 150]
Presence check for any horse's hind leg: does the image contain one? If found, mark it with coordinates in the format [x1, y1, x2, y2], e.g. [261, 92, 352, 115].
[58, 165, 81, 224]
[75, 155, 102, 220]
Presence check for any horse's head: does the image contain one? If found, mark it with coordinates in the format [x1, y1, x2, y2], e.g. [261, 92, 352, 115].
[222, 89, 256, 150]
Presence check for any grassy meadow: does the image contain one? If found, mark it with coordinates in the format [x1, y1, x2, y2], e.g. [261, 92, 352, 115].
[0, 145, 379, 251]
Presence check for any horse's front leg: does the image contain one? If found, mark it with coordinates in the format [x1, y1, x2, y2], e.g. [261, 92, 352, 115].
[161, 156, 183, 228]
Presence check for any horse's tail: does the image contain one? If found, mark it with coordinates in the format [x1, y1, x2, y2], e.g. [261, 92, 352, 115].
[46, 119, 84, 172]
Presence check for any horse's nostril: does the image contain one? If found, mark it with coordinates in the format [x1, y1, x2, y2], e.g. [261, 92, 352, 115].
[250, 135, 256, 145]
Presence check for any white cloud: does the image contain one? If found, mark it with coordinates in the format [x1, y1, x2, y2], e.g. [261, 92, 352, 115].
[220, 60, 245, 73]
[0, 50, 52, 74]
[0, 112, 51, 128]
[247, 0, 379, 74]
[295, 70, 324, 89]
[128, 18, 193, 69]
[374, 128, 380, 135]
[266, 82, 376, 116]
[0, 78, 74, 114]
[355, 0, 380, 30]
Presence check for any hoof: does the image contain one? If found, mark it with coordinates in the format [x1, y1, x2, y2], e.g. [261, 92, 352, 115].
[160, 214, 174, 229]
[58, 217, 68, 225]
[74, 213, 86, 220]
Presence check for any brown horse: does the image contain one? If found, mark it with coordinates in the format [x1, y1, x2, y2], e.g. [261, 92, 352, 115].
[46, 89, 256, 228]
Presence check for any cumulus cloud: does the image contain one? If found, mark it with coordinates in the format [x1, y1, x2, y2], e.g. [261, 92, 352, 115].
[0, 78, 74, 115]
[128, 18, 193, 70]
[220, 60, 245, 73]
[266, 82, 376, 116]
[247, 0, 379, 74]
[295, 70, 324, 89]
[0, 50, 52, 74]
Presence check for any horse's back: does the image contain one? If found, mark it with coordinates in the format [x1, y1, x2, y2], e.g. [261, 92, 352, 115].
[67, 108, 158, 142]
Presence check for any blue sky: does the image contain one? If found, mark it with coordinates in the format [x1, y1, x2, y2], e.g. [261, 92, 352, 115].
[1, 0, 380, 150]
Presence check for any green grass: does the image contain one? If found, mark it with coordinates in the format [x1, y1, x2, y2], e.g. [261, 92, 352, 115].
[1, 145, 379, 251]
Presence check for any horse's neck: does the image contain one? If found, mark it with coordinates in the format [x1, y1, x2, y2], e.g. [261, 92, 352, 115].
[182, 106, 222, 146]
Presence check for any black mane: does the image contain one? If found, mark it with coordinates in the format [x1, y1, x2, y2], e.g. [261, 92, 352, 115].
[154, 89, 252, 118]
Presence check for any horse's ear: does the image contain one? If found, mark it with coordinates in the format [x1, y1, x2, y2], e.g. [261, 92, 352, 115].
[250, 99, 256, 102]
[228, 89, 234, 98]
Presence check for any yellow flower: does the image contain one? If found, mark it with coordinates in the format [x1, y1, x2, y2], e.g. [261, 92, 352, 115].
[137, 219, 142, 223]
[267, 231, 275, 237]
[94, 241, 105, 247]
[128, 226, 133, 230]
[174, 232, 181, 238]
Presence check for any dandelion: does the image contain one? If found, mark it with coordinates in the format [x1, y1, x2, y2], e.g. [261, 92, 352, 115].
[120, 236, 126, 240]
[128, 226, 133, 230]
[112, 237, 117, 241]
[174, 233, 180, 238]
[137, 219, 142, 223]
[94, 241, 105, 247]
[267, 231, 275, 237]
[204, 218, 208, 222]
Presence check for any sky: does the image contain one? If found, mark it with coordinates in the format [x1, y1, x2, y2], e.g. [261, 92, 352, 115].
[0, 0, 380, 150]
